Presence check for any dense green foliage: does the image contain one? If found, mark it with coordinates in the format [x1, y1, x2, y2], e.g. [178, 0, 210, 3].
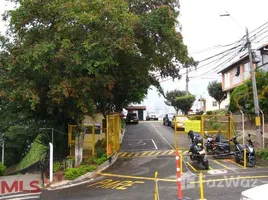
[229, 70, 268, 117]
[0, 162, 6, 176]
[64, 165, 96, 180]
[0, 0, 192, 166]
[164, 90, 195, 114]
[256, 149, 268, 160]
[207, 81, 227, 109]
[53, 161, 62, 173]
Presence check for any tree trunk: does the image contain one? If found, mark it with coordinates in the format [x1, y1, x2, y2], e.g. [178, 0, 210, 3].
[75, 130, 85, 167]
[218, 102, 221, 109]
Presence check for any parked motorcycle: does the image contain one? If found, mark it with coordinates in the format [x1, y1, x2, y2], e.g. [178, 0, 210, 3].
[230, 134, 256, 167]
[188, 130, 209, 170]
[205, 131, 231, 158]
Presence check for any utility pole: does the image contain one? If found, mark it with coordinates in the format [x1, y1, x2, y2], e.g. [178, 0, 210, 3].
[246, 28, 262, 148]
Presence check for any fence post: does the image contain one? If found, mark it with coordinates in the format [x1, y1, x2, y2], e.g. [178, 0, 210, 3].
[154, 171, 159, 200]
[49, 143, 53, 183]
[175, 150, 183, 199]
[199, 172, 204, 200]
[240, 110, 245, 145]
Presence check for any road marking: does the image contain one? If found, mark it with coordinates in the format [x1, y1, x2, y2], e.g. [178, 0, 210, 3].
[97, 172, 177, 182]
[0, 192, 42, 200]
[151, 123, 174, 150]
[118, 150, 176, 158]
[87, 179, 144, 190]
[209, 166, 213, 170]
[225, 159, 244, 168]
[186, 162, 197, 172]
[189, 175, 268, 184]
[151, 139, 158, 149]
[213, 160, 230, 169]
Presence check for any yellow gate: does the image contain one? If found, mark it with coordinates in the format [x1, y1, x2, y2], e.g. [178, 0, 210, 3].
[174, 114, 233, 149]
[68, 124, 96, 157]
[106, 114, 121, 157]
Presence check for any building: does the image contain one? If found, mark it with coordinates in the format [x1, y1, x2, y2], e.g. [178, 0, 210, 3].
[218, 43, 268, 103]
[125, 105, 146, 120]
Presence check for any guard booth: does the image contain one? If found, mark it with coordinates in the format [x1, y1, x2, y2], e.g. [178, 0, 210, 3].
[126, 106, 146, 120]
[174, 114, 233, 150]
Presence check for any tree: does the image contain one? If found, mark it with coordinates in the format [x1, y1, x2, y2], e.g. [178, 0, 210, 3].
[164, 90, 195, 114]
[1, 0, 191, 166]
[229, 70, 268, 117]
[207, 81, 227, 109]
[176, 95, 196, 115]
[164, 90, 187, 114]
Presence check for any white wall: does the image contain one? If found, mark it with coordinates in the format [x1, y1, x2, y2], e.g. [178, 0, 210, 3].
[205, 96, 229, 111]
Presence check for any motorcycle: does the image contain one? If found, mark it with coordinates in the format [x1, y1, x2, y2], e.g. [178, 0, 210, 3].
[230, 134, 256, 167]
[205, 131, 231, 158]
[188, 130, 209, 170]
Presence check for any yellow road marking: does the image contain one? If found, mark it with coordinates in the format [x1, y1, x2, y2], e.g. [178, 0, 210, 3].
[209, 166, 213, 170]
[186, 162, 197, 172]
[168, 150, 175, 155]
[121, 152, 128, 157]
[128, 152, 135, 157]
[183, 151, 188, 155]
[141, 151, 148, 156]
[97, 172, 177, 182]
[148, 151, 155, 156]
[154, 151, 162, 156]
[225, 159, 244, 168]
[189, 175, 268, 184]
[213, 160, 230, 169]
[133, 153, 140, 157]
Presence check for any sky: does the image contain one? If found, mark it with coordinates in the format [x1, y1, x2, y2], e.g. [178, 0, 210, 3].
[1, 0, 268, 115]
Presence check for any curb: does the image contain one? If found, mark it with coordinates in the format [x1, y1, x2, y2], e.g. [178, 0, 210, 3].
[45, 152, 118, 190]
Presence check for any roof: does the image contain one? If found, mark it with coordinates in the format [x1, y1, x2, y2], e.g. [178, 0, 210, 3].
[217, 43, 268, 74]
[126, 106, 146, 110]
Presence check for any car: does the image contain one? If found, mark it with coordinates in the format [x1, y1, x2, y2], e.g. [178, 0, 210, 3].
[146, 113, 158, 121]
[163, 114, 175, 126]
[171, 116, 189, 130]
[240, 183, 268, 200]
[126, 113, 139, 124]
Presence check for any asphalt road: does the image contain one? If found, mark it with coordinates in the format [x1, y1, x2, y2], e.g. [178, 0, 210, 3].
[41, 121, 268, 200]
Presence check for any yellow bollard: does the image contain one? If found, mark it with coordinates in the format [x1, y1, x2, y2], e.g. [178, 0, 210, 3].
[154, 171, 159, 200]
[200, 172, 204, 200]
[180, 152, 183, 174]
[244, 148, 247, 168]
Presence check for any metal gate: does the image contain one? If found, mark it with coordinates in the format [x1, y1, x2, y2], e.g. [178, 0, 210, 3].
[106, 114, 121, 157]
[174, 114, 233, 149]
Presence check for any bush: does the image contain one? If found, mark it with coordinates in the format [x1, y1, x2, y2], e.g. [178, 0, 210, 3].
[64, 165, 96, 180]
[53, 161, 62, 173]
[0, 162, 6, 176]
[256, 149, 268, 160]
[206, 111, 213, 115]
[94, 155, 107, 165]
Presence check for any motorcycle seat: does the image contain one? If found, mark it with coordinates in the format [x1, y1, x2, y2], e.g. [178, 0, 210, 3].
[237, 144, 244, 151]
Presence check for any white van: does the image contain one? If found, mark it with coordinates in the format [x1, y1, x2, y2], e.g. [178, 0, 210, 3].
[240, 183, 268, 200]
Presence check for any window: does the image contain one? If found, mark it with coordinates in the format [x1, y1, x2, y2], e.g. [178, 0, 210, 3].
[224, 72, 230, 88]
[212, 101, 217, 107]
[243, 62, 250, 80]
[232, 66, 240, 85]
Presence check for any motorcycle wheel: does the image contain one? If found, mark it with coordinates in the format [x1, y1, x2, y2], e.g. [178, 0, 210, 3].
[202, 160, 209, 170]
[246, 157, 256, 167]
[235, 155, 240, 163]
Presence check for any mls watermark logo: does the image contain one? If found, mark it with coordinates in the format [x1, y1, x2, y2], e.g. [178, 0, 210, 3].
[0, 174, 41, 197]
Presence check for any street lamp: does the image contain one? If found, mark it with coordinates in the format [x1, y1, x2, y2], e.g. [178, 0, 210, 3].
[220, 13, 262, 148]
